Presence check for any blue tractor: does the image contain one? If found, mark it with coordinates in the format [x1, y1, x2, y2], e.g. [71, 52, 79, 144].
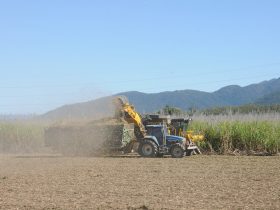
[138, 124, 189, 158]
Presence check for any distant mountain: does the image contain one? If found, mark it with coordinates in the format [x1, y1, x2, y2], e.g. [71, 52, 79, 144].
[119, 90, 222, 112]
[255, 91, 280, 105]
[213, 78, 280, 106]
[120, 78, 280, 112]
[41, 77, 280, 120]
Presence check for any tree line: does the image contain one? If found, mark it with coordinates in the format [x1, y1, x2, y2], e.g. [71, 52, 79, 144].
[158, 104, 280, 116]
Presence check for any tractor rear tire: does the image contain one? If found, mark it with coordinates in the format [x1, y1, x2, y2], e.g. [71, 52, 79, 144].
[138, 140, 158, 158]
[170, 145, 185, 158]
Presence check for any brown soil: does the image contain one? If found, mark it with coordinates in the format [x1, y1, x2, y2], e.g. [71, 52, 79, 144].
[0, 155, 279, 210]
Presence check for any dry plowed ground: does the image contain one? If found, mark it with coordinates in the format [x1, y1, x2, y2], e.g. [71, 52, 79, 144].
[0, 155, 280, 210]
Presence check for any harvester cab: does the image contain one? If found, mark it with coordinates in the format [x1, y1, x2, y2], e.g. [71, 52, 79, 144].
[170, 118, 203, 155]
[170, 118, 191, 136]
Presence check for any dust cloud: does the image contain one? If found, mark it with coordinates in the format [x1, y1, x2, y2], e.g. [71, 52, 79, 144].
[44, 118, 128, 156]
[0, 96, 130, 156]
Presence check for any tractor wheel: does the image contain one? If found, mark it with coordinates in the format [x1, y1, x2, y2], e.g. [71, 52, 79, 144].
[138, 140, 158, 157]
[170, 145, 185, 158]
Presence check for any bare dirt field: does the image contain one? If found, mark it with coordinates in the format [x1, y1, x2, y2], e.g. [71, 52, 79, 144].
[0, 155, 280, 210]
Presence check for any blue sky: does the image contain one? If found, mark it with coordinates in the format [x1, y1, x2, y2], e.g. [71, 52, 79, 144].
[0, 0, 280, 114]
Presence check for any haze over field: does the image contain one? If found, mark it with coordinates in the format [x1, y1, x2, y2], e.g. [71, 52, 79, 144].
[1, 0, 280, 114]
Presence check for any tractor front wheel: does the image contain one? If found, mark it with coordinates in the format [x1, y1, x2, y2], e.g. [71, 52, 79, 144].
[170, 145, 185, 158]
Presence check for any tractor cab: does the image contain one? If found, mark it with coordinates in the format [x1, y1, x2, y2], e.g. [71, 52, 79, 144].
[145, 125, 167, 146]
